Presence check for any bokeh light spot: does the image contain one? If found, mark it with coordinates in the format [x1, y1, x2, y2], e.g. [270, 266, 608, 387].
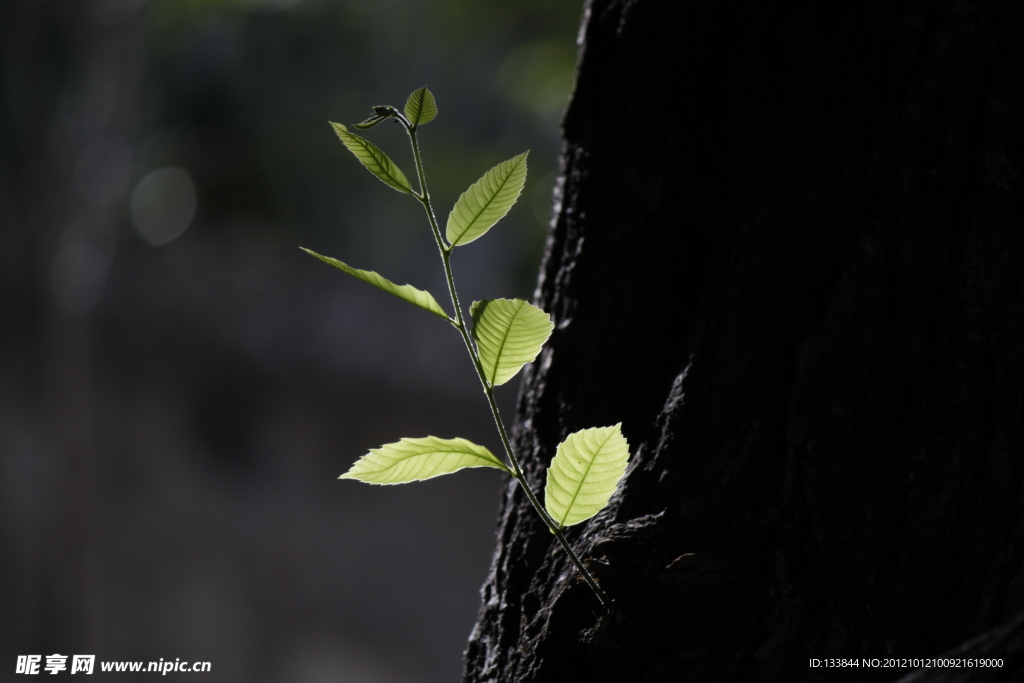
[130, 167, 198, 246]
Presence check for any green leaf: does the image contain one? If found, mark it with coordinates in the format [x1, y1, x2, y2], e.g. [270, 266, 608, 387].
[470, 298, 553, 386]
[446, 152, 528, 247]
[404, 87, 437, 126]
[341, 436, 510, 484]
[545, 425, 630, 528]
[301, 247, 449, 319]
[353, 114, 388, 130]
[330, 121, 412, 194]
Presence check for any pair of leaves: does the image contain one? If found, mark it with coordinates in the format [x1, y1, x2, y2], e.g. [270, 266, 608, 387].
[351, 88, 438, 130]
[300, 251, 552, 389]
[299, 252, 552, 389]
[341, 425, 630, 529]
[303, 247, 552, 387]
[333, 87, 528, 249]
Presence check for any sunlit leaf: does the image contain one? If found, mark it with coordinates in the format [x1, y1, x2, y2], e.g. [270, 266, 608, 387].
[404, 87, 437, 126]
[470, 298, 552, 386]
[545, 425, 630, 528]
[446, 152, 528, 246]
[301, 247, 448, 319]
[341, 435, 510, 484]
[330, 121, 412, 194]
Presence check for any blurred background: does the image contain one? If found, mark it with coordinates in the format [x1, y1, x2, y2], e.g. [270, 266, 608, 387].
[1, 0, 582, 680]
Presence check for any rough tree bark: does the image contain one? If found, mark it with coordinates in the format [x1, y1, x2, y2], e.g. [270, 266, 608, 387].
[465, 1, 1024, 681]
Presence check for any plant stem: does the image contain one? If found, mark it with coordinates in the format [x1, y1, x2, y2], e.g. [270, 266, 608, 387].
[403, 122, 610, 609]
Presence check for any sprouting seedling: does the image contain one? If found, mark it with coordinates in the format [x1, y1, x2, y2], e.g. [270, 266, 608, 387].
[301, 87, 629, 608]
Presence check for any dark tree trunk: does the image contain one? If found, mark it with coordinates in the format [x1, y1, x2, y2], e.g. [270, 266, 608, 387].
[465, 1, 1024, 681]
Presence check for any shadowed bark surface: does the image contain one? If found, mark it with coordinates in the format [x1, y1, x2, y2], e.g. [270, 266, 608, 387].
[465, 1, 1024, 681]
[895, 612, 1024, 682]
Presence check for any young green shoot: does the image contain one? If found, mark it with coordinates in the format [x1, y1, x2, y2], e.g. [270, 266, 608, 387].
[301, 87, 629, 609]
